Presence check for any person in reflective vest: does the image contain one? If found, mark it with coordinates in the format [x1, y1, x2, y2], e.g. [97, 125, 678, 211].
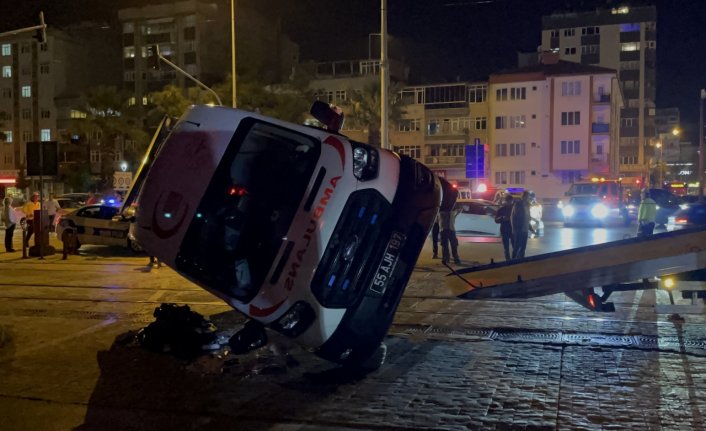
[637, 190, 657, 236]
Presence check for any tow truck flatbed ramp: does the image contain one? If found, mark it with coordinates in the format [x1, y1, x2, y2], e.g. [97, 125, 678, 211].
[448, 226, 706, 301]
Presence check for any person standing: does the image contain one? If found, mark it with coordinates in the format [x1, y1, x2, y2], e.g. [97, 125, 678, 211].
[494, 194, 514, 261]
[22, 192, 41, 247]
[510, 191, 533, 259]
[2, 197, 18, 252]
[86, 191, 99, 205]
[440, 204, 462, 265]
[43, 194, 61, 233]
[431, 214, 440, 259]
[637, 190, 657, 237]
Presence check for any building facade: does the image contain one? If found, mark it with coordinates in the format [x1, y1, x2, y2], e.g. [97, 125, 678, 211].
[118, 0, 299, 108]
[541, 5, 657, 180]
[0, 35, 56, 195]
[488, 56, 622, 201]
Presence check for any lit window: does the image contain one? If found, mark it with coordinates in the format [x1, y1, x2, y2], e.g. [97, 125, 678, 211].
[21, 86, 31, 98]
[2, 66, 10, 78]
[123, 47, 135, 58]
[3, 131, 12, 142]
[142, 96, 148, 105]
[1, 44, 10, 56]
[621, 42, 640, 52]
[128, 97, 136, 106]
[70, 110, 87, 119]
[40, 129, 51, 141]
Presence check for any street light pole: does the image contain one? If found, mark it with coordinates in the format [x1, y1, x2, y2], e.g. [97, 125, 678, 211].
[699, 88, 706, 202]
[380, 0, 390, 150]
[231, 0, 237, 108]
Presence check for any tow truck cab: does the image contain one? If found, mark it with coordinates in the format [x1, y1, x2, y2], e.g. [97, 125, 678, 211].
[132, 104, 451, 367]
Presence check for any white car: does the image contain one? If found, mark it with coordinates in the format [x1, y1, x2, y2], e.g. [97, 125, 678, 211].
[56, 204, 139, 251]
[455, 199, 544, 237]
[454, 199, 501, 236]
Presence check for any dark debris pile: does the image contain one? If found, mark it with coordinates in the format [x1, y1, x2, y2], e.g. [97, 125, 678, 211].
[137, 303, 219, 360]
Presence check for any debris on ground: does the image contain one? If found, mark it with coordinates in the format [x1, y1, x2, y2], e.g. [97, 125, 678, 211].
[137, 303, 218, 360]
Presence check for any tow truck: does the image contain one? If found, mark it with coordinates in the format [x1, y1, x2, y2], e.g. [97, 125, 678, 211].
[446, 226, 706, 315]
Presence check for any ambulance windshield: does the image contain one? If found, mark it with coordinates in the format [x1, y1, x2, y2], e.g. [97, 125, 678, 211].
[176, 120, 320, 301]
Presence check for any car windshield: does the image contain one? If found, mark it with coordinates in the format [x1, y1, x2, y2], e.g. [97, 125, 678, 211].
[571, 196, 600, 205]
[567, 184, 599, 195]
[177, 119, 321, 302]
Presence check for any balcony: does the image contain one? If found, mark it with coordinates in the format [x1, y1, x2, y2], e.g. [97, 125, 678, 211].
[424, 156, 466, 166]
[593, 94, 611, 103]
[592, 123, 609, 134]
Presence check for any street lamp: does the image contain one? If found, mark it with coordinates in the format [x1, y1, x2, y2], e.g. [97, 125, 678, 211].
[655, 142, 663, 187]
[231, 0, 237, 108]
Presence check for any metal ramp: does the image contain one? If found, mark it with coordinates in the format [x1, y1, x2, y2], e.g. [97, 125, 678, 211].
[447, 226, 706, 312]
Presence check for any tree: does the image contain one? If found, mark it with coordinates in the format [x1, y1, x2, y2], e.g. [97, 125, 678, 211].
[69, 86, 149, 191]
[343, 81, 406, 147]
[211, 69, 315, 124]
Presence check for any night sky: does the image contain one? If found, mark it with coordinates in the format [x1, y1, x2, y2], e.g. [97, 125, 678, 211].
[3, 0, 706, 130]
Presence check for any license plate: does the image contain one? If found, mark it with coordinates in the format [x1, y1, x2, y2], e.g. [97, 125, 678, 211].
[369, 231, 406, 296]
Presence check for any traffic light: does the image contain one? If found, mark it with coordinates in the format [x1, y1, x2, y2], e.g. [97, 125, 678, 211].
[33, 12, 47, 44]
[148, 45, 161, 70]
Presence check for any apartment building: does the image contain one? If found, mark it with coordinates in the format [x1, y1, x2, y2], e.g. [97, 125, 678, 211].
[0, 22, 121, 197]
[118, 0, 299, 107]
[0, 35, 56, 195]
[393, 82, 489, 188]
[541, 5, 657, 180]
[488, 55, 622, 201]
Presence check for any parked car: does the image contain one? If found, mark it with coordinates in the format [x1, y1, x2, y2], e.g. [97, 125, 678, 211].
[55, 204, 139, 251]
[455, 199, 501, 236]
[667, 202, 706, 231]
[53, 198, 84, 231]
[455, 198, 543, 237]
[624, 188, 683, 226]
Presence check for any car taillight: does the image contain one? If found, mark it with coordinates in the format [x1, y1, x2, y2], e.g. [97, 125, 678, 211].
[675, 217, 688, 224]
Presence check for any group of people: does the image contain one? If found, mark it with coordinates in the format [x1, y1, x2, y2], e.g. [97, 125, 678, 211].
[494, 191, 537, 261]
[1, 192, 62, 252]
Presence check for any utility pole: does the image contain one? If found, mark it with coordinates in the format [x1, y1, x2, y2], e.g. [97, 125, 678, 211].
[231, 0, 237, 108]
[699, 88, 706, 202]
[150, 45, 222, 106]
[380, 0, 390, 150]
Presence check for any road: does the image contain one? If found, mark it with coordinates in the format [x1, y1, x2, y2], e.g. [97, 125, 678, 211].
[1, 223, 705, 430]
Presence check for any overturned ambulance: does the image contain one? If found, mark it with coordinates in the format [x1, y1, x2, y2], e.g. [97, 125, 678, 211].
[124, 102, 454, 369]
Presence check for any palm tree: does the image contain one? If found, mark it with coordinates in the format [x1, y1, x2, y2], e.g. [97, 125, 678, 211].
[343, 81, 406, 147]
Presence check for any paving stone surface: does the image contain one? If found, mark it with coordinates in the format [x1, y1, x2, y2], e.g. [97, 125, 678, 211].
[1, 234, 705, 430]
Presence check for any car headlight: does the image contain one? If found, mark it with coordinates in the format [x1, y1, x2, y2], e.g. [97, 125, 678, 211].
[627, 204, 636, 210]
[557, 201, 564, 209]
[351, 142, 379, 181]
[591, 203, 609, 219]
[562, 205, 575, 217]
[270, 301, 315, 337]
[680, 203, 689, 210]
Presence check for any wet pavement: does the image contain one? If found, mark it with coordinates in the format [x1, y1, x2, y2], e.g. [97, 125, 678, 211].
[1, 226, 705, 430]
